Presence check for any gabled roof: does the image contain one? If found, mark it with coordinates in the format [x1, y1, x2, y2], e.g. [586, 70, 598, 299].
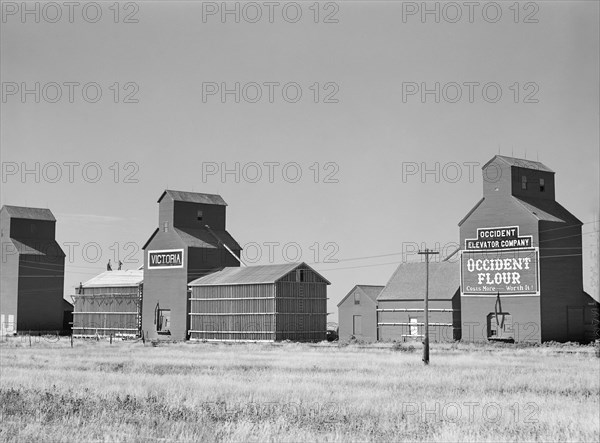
[81, 270, 143, 288]
[141, 228, 160, 250]
[10, 238, 65, 257]
[514, 196, 582, 225]
[141, 227, 241, 251]
[458, 197, 485, 227]
[158, 190, 227, 206]
[1, 205, 56, 221]
[483, 155, 554, 173]
[189, 262, 331, 286]
[175, 227, 241, 250]
[458, 195, 581, 228]
[337, 285, 384, 307]
[377, 261, 459, 301]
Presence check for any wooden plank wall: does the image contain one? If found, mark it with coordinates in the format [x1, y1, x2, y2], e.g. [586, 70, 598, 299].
[72, 286, 141, 337]
[189, 284, 276, 341]
[275, 281, 327, 342]
[189, 275, 328, 342]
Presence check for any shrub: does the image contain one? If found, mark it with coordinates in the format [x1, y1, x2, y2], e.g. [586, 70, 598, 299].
[392, 342, 416, 353]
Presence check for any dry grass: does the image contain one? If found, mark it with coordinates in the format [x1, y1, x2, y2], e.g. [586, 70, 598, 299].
[0, 337, 598, 442]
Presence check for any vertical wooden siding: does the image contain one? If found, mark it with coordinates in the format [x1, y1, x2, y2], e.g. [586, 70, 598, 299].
[72, 285, 142, 337]
[188, 268, 329, 342]
[189, 284, 276, 341]
[275, 281, 327, 342]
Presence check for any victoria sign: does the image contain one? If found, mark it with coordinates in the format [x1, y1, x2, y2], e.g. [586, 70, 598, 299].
[148, 249, 184, 269]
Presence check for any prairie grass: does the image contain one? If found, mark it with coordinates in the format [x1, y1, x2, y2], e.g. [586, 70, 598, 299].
[0, 338, 598, 442]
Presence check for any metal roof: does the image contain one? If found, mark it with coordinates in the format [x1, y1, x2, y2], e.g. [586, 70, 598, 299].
[357, 285, 385, 301]
[158, 190, 227, 206]
[175, 227, 241, 250]
[81, 270, 144, 288]
[459, 196, 581, 227]
[483, 155, 554, 173]
[337, 285, 384, 307]
[1, 205, 56, 221]
[514, 196, 582, 225]
[189, 262, 330, 286]
[377, 261, 459, 301]
[10, 238, 65, 257]
[142, 227, 241, 251]
[458, 198, 485, 227]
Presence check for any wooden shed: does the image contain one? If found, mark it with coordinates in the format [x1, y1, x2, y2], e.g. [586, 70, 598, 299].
[72, 270, 143, 338]
[337, 285, 384, 342]
[188, 262, 330, 342]
[377, 261, 461, 342]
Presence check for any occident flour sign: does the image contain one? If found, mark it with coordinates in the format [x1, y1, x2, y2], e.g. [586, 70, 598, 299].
[461, 226, 539, 296]
[148, 248, 184, 269]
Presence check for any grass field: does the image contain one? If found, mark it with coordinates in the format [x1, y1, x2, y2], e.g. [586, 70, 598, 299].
[0, 338, 598, 442]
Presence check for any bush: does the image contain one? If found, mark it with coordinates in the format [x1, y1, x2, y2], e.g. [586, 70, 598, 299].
[392, 342, 416, 353]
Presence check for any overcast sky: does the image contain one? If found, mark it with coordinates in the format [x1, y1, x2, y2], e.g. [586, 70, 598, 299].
[2, 1, 598, 318]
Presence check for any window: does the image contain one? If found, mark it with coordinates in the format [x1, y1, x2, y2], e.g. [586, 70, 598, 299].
[539, 178, 545, 192]
[296, 269, 305, 282]
[354, 292, 360, 305]
[197, 210, 203, 221]
[157, 309, 171, 334]
[521, 176, 527, 190]
[163, 221, 168, 232]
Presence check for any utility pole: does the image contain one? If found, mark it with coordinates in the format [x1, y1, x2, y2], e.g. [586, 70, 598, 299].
[418, 248, 439, 365]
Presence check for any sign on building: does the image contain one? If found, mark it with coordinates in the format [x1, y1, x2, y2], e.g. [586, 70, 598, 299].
[147, 249, 184, 269]
[461, 226, 539, 296]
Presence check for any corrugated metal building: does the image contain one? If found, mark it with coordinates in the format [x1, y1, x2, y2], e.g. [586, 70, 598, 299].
[142, 190, 242, 341]
[377, 261, 461, 342]
[72, 270, 143, 337]
[0, 205, 65, 334]
[459, 155, 597, 343]
[188, 262, 330, 341]
[337, 285, 384, 342]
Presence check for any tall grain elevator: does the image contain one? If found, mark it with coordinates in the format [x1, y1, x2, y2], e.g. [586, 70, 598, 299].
[459, 155, 597, 343]
[141, 190, 242, 340]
